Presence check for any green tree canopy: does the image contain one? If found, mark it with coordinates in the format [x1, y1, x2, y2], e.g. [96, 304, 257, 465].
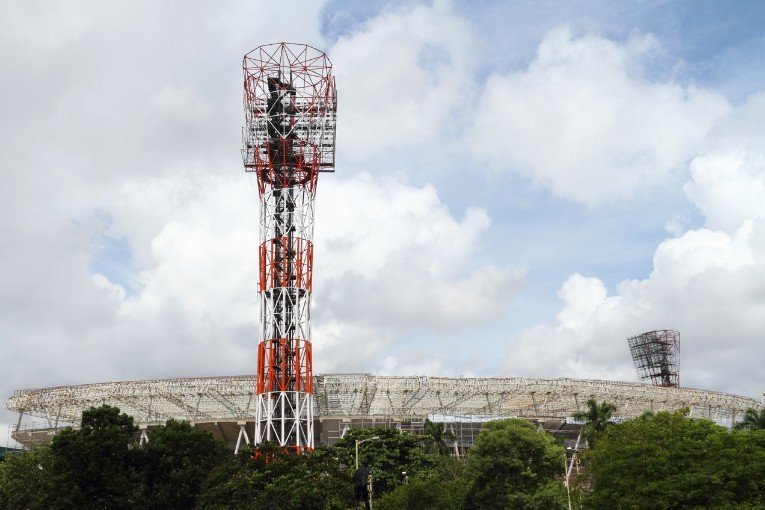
[377, 456, 468, 510]
[734, 407, 765, 431]
[465, 418, 567, 510]
[48, 405, 142, 509]
[573, 399, 616, 444]
[585, 410, 765, 509]
[196, 443, 352, 510]
[421, 419, 456, 455]
[0, 445, 55, 509]
[332, 426, 438, 497]
[140, 419, 229, 509]
[0, 406, 235, 510]
[194, 448, 265, 510]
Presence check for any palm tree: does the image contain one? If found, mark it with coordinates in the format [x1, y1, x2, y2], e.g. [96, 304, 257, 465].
[573, 399, 616, 444]
[422, 418, 456, 455]
[734, 407, 765, 431]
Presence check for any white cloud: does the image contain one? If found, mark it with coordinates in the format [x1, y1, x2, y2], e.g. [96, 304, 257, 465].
[0, 2, 526, 442]
[150, 84, 215, 123]
[376, 354, 445, 377]
[664, 213, 688, 237]
[95, 170, 522, 379]
[554, 273, 609, 333]
[0, 0, 328, 418]
[685, 93, 765, 232]
[314, 321, 388, 374]
[330, 0, 477, 160]
[470, 26, 730, 205]
[509, 218, 765, 398]
[506, 273, 631, 382]
[0, 163, 521, 391]
[506, 85, 765, 398]
[0, 2, 89, 54]
[314, 173, 525, 333]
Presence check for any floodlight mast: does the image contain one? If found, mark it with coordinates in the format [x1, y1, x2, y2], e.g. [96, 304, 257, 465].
[628, 330, 680, 388]
[242, 42, 337, 454]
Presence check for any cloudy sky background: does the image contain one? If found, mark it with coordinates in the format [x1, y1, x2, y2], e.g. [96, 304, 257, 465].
[2, 0, 764, 442]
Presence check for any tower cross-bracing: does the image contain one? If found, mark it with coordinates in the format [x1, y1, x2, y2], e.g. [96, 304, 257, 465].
[242, 43, 337, 453]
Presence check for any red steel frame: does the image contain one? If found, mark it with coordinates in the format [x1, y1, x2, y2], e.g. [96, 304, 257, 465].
[242, 43, 336, 453]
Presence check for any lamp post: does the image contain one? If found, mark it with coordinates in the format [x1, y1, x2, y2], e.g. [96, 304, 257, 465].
[355, 436, 380, 469]
[565, 447, 573, 510]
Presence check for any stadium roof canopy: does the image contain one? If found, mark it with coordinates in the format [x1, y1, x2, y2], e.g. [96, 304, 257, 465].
[8, 374, 760, 431]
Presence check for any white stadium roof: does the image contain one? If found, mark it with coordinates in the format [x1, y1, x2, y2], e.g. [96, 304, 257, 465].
[8, 374, 761, 431]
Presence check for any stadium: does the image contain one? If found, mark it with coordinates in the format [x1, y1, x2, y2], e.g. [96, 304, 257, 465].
[5, 44, 762, 457]
[7, 373, 761, 454]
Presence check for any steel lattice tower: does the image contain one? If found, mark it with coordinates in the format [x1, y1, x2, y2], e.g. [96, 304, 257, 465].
[628, 330, 680, 388]
[242, 43, 337, 453]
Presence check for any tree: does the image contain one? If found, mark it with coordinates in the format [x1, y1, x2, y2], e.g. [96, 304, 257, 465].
[573, 399, 616, 444]
[0, 445, 55, 509]
[465, 419, 567, 510]
[16, 406, 232, 509]
[194, 448, 265, 510]
[734, 407, 765, 431]
[196, 443, 353, 510]
[584, 410, 765, 509]
[377, 456, 468, 510]
[139, 419, 229, 509]
[332, 427, 438, 497]
[253, 445, 352, 510]
[48, 405, 142, 509]
[421, 419, 456, 455]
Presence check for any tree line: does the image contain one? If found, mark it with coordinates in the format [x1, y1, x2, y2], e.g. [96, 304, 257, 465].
[1, 403, 763, 509]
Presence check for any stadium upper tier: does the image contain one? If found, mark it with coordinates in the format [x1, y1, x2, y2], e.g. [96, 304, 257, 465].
[8, 374, 760, 430]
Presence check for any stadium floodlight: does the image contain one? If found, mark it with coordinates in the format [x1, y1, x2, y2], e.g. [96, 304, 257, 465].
[628, 330, 680, 388]
[242, 43, 337, 453]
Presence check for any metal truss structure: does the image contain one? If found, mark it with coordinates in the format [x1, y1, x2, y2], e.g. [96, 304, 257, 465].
[8, 374, 761, 449]
[242, 43, 337, 453]
[628, 330, 680, 387]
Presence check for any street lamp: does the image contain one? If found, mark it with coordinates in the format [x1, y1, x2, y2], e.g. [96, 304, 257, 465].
[564, 447, 573, 510]
[355, 436, 380, 469]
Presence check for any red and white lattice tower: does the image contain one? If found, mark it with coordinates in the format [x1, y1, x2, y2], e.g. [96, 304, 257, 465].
[242, 43, 337, 453]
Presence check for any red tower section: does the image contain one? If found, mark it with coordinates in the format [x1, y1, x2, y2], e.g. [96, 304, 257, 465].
[242, 43, 337, 452]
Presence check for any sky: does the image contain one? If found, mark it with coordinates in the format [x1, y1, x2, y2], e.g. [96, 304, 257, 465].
[1, 0, 764, 442]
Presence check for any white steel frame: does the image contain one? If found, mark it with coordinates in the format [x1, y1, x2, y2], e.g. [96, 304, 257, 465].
[8, 374, 760, 437]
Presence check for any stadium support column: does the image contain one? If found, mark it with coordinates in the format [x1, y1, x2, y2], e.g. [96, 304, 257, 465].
[242, 43, 337, 453]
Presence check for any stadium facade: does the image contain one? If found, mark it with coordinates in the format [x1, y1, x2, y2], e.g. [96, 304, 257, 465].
[8, 374, 760, 453]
